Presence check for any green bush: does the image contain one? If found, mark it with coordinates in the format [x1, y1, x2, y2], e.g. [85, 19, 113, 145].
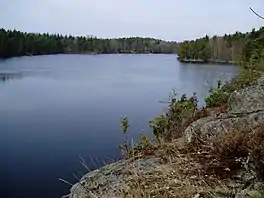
[139, 133, 151, 150]
[119, 116, 130, 157]
[149, 114, 168, 138]
[205, 69, 261, 108]
[150, 93, 198, 139]
[205, 80, 230, 108]
[222, 69, 261, 92]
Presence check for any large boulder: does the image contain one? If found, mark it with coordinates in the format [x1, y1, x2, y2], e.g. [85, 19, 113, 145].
[185, 111, 264, 143]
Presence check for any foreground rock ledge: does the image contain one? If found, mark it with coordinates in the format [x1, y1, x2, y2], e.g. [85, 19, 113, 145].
[69, 75, 264, 198]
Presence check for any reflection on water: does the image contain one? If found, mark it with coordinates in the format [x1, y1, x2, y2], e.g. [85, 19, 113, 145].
[0, 72, 23, 82]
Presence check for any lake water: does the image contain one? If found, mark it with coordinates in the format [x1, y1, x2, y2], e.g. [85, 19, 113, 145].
[0, 54, 237, 198]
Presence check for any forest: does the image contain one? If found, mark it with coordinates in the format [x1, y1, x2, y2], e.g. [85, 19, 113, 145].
[0, 28, 178, 58]
[177, 26, 264, 68]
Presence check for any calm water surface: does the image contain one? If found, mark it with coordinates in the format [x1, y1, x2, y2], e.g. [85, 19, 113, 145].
[0, 54, 237, 198]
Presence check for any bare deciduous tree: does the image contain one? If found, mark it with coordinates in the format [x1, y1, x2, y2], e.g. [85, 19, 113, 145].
[250, 7, 264, 20]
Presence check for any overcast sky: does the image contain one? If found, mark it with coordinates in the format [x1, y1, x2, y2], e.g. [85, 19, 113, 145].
[0, 0, 263, 41]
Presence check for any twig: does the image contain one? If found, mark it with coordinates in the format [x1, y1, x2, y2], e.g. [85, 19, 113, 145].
[58, 178, 73, 186]
[73, 173, 81, 181]
[79, 155, 91, 172]
[249, 7, 264, 20]
[89, 156, 97, 169]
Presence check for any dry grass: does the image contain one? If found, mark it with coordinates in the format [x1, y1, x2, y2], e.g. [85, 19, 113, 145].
[123, 139, 228, 198]
[212, 127, 264, 180]
[121, 125, 264, 198]
[74, 124, 264, 198]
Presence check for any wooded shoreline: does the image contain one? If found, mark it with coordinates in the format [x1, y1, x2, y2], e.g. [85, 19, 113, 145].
[0, 28, 178, 59]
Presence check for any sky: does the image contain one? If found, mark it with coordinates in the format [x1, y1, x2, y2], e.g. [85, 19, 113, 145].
[0, 0, 263, 41]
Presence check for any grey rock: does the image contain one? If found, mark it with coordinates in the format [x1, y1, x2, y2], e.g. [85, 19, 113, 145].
[185, 76, 264, 143]
[184, 116, 218, 143]
[233, 168, 257, 184]
[185, 110, 264, 143]
[69, 157, 162, 198]
[228, 84, 264, 114]
[258, 75, 264, 87]
[235, 182, 264, 198]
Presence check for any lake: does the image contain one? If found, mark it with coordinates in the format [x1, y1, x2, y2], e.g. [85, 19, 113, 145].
[0, 54, 237, 198]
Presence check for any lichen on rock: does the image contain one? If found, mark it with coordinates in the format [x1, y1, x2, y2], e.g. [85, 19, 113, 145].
[228, 85, 264, 115]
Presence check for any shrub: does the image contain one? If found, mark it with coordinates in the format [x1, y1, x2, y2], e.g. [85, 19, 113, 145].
[138, 132, 151, 149]
[212, 127, 264, 180]
[221, 69, 261, 93]
[119, 117, 154, 158]
[149, 114, 168, 138]
[205, 80, 230, 108]
[205, 69, 261, 108]
[150, 93, 198, 140]
[119, 116, 130, 157]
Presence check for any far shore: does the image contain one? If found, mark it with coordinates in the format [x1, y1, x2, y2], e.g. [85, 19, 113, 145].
[0, 51, 177, 59]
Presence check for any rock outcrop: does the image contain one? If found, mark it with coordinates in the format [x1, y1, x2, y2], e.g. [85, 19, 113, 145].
[69, 158, 162, 198]
[235, 182, 264, 198]
[228, 85, 264, 114]
[185, 111, 264, 143]
[185, 75, 264, 143]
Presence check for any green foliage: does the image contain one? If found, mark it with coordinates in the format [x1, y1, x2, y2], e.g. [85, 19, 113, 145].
[149, 114, 168, 138]
[177, 26, 264, 65]
[139, 132, 151, 150]
[119, 117, 153, 158]
[247, 42, 264, 72]
[150, 93, 198, 139]
[205, 80, 229, 108]
[205, 69, 261, 108]
[179, 27, 264, 108]
[121, 116, 129, 135]
[119, 116, 130, 157]
[205, 88, 229, 108]
[177, 36, 211, 61]
[0, 28, 178, 58]
[221, 69, 261, 93]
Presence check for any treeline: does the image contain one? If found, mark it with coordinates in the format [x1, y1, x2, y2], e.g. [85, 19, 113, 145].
[177, 26, 264, 66]
[0, 28, 178, 58]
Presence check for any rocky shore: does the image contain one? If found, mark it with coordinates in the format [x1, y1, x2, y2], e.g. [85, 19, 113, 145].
[69, 75, 264, 198]
[177, 58, 238, 65]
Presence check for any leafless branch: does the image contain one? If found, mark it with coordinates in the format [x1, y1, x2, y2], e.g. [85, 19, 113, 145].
[250, 7, 264, 20]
